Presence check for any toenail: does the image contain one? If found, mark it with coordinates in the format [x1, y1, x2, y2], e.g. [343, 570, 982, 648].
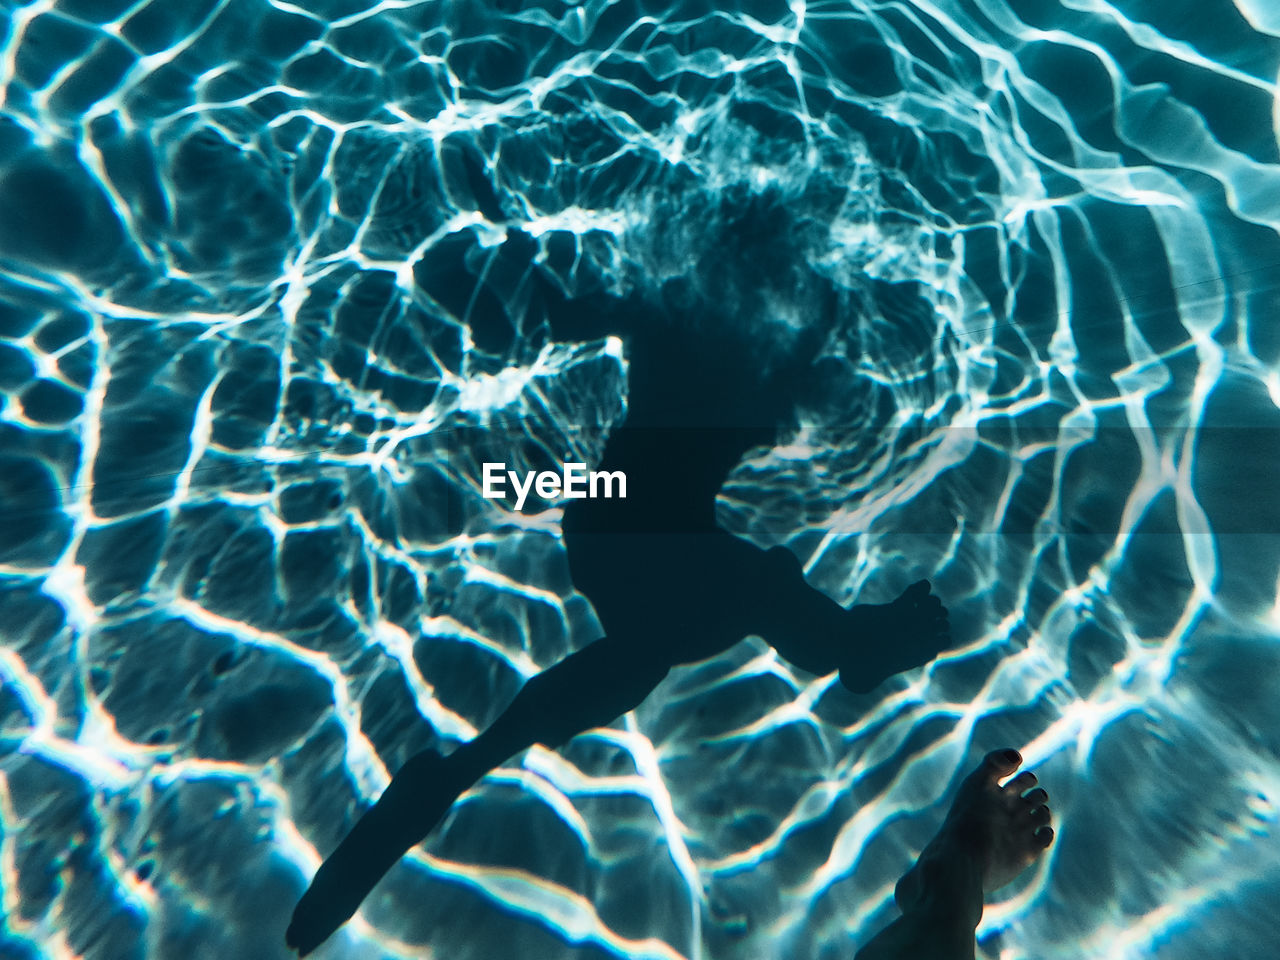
[1003, 749, 1020, 763]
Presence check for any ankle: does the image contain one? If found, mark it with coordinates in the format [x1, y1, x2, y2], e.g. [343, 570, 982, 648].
[907, 836, 984, 928]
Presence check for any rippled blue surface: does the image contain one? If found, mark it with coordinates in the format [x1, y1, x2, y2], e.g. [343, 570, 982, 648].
[1, 1, 1279, 957]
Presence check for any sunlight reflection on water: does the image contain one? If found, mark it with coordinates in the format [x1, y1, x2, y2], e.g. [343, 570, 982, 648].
[0, 1, 1278, 958]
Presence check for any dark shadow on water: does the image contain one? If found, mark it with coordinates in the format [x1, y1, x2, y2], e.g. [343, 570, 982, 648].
[286, 192, 953, 956]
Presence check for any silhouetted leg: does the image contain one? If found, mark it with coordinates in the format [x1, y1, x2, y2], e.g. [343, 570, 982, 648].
[743, 542, 854, 675]
[443, 631, 671, 785]
[670, 534, 860, 675]
[287, 633, 670, 956]
[694, 536, 950, 692]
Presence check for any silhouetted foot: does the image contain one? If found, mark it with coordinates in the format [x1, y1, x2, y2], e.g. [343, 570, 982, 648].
[894, 749, 1053, 913]
[285, 749, 465, 956]
[840, 579, 950, 692]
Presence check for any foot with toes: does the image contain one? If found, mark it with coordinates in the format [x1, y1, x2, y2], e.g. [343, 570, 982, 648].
[858, 749, 1054, 960]
[896, 747, 1053, 910]
[841, 579, 952, 693]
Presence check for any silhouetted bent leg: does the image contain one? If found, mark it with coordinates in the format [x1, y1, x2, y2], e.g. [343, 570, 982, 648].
[668, 534, 859, 675]
[706, 537, 947, 693]
[744, 543, 853, 675]
[594, 530, 852, 671]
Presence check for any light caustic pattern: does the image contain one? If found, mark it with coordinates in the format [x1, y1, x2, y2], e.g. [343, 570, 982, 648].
[0, 0, 1279, 957]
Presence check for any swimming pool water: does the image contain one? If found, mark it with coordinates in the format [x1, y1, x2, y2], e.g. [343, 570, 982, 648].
[1, 1, 1278, 957]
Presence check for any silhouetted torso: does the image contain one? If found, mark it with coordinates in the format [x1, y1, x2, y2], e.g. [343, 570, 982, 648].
[558, 302, 790, 537]
[548, 291, 814, 642]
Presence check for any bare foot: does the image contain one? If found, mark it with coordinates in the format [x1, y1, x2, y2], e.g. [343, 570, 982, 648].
[840, 580, 951, 693]
[895, 749, 1053, 913]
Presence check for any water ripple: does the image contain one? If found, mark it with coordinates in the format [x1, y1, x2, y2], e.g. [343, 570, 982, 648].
[0, 1, 1278, 958]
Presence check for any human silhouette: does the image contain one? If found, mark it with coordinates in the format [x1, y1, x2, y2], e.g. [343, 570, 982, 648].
[856, 749, 1054, 959]
[286, 213, 953, 954]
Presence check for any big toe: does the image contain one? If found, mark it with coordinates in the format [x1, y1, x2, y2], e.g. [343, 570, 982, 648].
[975, 748, 1022, 785]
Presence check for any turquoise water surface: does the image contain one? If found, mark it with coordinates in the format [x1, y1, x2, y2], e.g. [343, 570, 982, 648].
[1, 1, 1279, 957]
